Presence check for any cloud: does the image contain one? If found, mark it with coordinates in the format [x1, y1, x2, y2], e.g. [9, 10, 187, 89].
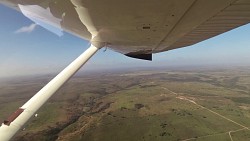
[15, 23, 37, 34]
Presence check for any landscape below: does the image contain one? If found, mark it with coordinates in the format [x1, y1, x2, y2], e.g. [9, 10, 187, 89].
[1, 66, 250, 141]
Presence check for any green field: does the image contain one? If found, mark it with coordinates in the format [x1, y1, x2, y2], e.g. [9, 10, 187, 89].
[1, 67, 250, 141]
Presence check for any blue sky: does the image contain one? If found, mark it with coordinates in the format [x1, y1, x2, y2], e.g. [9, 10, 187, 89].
[0, 4, 250, 78]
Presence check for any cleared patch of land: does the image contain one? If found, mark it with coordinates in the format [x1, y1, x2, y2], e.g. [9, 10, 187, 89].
[1, 67, 250, 141]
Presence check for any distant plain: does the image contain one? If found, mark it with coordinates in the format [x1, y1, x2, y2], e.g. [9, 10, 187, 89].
[1, 66, 250, 141]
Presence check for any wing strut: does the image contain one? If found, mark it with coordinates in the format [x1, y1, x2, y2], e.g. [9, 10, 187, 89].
[0, 44, 101, 141]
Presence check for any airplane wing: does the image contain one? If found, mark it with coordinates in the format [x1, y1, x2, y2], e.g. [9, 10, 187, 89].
[1, 0, 250, 59]
[0, 1, 250, 140]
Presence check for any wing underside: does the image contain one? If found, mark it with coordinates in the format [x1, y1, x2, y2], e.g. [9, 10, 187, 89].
[164, 0, 250, 52]
[1, 0, 250, 57]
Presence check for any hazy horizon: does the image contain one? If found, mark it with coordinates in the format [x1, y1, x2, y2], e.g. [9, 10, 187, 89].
[1, 64, 250, 81]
